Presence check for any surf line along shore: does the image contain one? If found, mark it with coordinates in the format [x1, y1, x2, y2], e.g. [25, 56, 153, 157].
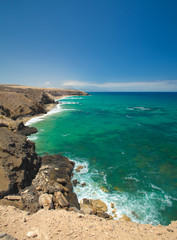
[23, 94, 115, 220]
[0, 85, 177, 240]
[0, 84, 119, 219]
[0, 85, 114, 217]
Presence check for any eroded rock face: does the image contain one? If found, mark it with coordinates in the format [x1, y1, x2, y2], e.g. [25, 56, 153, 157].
[0, 127, 41, 198]
[0, 91, 47, 120]
[0, 85, 88, 120]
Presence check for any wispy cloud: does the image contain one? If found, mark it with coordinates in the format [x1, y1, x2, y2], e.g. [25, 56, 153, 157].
[44, 81, 51, 87]
[61, 80, 177, 92]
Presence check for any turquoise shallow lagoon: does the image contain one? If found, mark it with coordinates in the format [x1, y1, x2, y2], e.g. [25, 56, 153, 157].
[28, 92, 177, 225]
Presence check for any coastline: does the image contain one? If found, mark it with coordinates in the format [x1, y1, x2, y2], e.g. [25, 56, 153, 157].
[1, 86, 177, 239]
[22, 95, 69, 125]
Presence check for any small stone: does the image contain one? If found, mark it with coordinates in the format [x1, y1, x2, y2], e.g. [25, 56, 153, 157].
[81, 182, 86, 187]
[76, 165, 84, 172]
[4, 195, 21, 201]
[91, 199, 108, 213]
[119, 214, 131, 222]
[167, 228, 173, 232]
[73, 179, 80, 187]
[111, 203, 114, 208]
[26, 231, 38, 238]
[97, 212, 111, 219]
[100, 186, 109, 193]
[36, 186, 42, 191]
[112, 208, 117, 214]
[57, 178, 67, 185]
[0, 232, 7, 238]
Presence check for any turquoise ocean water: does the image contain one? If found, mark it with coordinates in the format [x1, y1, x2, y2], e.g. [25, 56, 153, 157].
[27, 92, 177, 225]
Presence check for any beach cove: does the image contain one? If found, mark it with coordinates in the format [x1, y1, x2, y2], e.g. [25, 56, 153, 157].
[0, 85, 177, 239]
[27, 92, 177, 226]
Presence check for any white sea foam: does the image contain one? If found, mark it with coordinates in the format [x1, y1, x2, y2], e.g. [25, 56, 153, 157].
[61, 134, 70, 137]
[25, 97, 78, 126]
[70, 158, 174, 225]
[25, 103, 63, 126]
[151, 184, 164, 192]
[27, 134, 39, 141]
[125, 176, 140, 182]
[65, 97, 83, 100]
[60, 101, 79, 105]
[127, 106, 151, 111]
[126, 115, 133, 118]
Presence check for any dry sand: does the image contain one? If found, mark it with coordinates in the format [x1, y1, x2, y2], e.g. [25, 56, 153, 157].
[22, 95, 69, 124]
[0, 205, 176, 240]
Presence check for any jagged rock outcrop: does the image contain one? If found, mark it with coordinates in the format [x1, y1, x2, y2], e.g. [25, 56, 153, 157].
[0, 116, 37, 136]
[0, 127, 41, 198]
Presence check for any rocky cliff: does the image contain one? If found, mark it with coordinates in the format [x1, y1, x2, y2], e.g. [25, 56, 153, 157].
[0, 127, 41, 198]
[0, 84, 85, 213]
[0, 84, 88, 120]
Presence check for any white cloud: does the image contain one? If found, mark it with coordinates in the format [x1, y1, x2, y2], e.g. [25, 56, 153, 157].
[44, 81, 51, 86]
[61, 80, 177, 92]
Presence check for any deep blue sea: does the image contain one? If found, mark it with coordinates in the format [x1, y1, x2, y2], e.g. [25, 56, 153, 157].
[27, 92, 177, 225]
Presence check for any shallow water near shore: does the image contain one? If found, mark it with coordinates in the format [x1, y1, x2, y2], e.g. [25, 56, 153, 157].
[28, 92, 177, 225]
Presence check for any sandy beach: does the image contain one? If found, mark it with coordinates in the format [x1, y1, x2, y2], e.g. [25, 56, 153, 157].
[22, 95, 69, 125]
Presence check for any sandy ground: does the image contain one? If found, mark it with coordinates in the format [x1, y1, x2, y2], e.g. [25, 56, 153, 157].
[22, 95, 69, 124]
[0, 205, 176, 240]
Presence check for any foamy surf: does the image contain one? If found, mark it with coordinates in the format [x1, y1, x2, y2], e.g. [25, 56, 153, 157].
[71, 158, 174, 225]
[25, 103, 62, 126]
[25, 96, 75, 126]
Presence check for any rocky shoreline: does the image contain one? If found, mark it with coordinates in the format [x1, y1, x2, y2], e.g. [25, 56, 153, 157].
[0, 85, 177, 239]
[0, 85, 111, 218]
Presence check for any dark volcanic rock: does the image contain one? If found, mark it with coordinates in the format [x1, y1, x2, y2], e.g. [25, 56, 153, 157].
[16, 122, 37, 136]
[0, 127, 41, 198]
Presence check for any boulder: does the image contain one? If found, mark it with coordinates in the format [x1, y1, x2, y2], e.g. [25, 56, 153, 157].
[80, 198, 108, 216]
[56, 178, 67, 185]
[111, 203, 114, 208]
[76, 165, 84, 172]
[100, 186, 109, 193]
[81, 182, 86, 187]
[80, 203, 97, 215]
[91, 199, 108, 213]
[53, 191, 69, 208]
[73, 179, 80, 187]
[97, 212, 112, 219]
[119, 214, 131, 222]
[38, 193, 53, 210]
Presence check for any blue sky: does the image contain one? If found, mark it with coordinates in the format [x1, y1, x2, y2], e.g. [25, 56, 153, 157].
[0, 0, 177, 91]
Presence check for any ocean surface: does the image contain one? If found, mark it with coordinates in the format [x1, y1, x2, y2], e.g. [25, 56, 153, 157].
[27, 92, 177, 225]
